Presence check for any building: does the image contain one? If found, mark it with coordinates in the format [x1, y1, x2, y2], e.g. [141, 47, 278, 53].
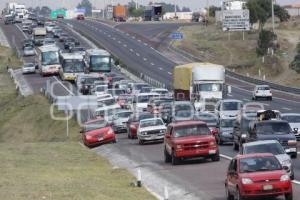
[222, 0, 247, 10]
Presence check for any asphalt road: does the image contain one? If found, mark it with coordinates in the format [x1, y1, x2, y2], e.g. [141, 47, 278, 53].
[2, 20, 300, 199]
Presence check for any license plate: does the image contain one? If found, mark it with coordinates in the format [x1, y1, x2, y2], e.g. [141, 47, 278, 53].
[263, 185, 273, 190]
[98, 137, 104, 141]
[289, 148, 297, 152]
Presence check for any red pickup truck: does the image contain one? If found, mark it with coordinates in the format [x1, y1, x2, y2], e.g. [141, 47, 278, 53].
[164, 120, 220, 165]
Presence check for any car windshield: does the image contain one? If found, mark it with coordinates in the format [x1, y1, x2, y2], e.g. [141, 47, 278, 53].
[96, 86, 107, 92]
[281, 115, 300, 123]
[196, 83, 222, 92]
[196, 114, 218, 124]
[222, 102, 240, 111]
[257, 86, 270, 90]
[24, 63, 34, 68]
[140, 119, 164, 128]
[90, 55, 111, 72]
[244, 143, 285, 155]
[220, 119, 235, 128]
[256, 122, 291, 135]
[175, 104, 193, 112]
[134, 84, 149, 90]
[174, 124, 210, 137]
[63, 60, 85, 73]
[140, 87, 153, 93]
[137, 95, 152, 103]
[84, 77, 99, 85]
[84, 120, 108, 132]
[41, 51, 59, 65]
[117, 112, 132, 118]
[175, 110, 193, 118]
[99, 98, 115, 106]
[108, 89, 125, 96]
[24, 47, 33, 50]
[239, 156, 281, 173]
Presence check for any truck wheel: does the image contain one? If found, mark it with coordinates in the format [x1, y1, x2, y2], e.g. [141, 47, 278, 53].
[285, 193, 293, 200]
[171, 151, 179, 165]
[291, 153, 297, 159]
[211, 152, 220, 162]
[164, 147, 171, 163]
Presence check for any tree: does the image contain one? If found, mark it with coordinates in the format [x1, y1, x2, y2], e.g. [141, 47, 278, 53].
[274, 4, 290, 22]
[256, 30, 277, 56]
[290, 42, 300, 73]
[128, 7, 144, 18]
[181, 7, 191, 12]
[247, 0, 271, 30]
[77, 0, 92, 16]
[40, 6, 51, 16]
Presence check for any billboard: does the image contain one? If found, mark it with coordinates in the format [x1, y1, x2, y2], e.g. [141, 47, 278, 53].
[51, 10, 66, 19]
[222, 9, 250, 31]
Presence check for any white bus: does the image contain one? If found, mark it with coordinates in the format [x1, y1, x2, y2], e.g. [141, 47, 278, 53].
[59, 53, 85, 81]
[84, 49, 112, 74]
[37, 45, 61, 76]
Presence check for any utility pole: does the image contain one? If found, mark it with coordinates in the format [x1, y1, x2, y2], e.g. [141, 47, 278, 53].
[174, 0, 177, 18]
[271, 0, 275, 32]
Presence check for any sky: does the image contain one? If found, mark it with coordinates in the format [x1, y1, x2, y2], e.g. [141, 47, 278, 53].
[1, 0, 299, 11]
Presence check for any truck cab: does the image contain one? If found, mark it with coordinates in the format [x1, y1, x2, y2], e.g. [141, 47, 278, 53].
[164, 120, 220, 165]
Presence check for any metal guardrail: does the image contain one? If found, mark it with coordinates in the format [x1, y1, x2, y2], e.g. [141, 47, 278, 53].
[169, 44, 300, 95]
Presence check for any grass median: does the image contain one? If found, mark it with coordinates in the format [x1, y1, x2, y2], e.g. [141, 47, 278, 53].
[0, 46, 155, 200]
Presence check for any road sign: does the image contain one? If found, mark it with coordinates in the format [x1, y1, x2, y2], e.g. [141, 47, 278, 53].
[222, 9, 250, 31]
[50, 10, 66, 19]
[171, 32, 183, 40]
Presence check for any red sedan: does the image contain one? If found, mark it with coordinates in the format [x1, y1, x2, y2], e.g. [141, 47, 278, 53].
[225, 153, 293, 200]
[127, 112, 154, 139]
[77, 14, 85, 20]
[81, 118, 116, 148]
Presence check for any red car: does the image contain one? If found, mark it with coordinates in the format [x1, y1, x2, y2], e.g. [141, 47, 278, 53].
[225, 153, 293, 200]
[164, 120, 220, 165]
[81, 118, 116, 147]
[77, 14, 85, 20]
[126, 112, 154, 139]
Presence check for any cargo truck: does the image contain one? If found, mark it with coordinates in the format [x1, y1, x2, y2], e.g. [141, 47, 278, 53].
[33, 27, 47, 46]
[144, 5, 163, 21]
[113, 5, 127, 22]
[173, 63, 230, 111]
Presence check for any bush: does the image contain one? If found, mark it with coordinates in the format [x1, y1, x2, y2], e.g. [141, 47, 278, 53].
[290, 54, 300, 73]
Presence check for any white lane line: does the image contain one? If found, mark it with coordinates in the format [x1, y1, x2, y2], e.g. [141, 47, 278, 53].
[167, 72, 172, 75]
[227, 94, 233, 97]
[112, 37, 116, 40]
[132, 36, 135, 39]
[297, 152, 300, 154]
[53, 77, 74, 96]
[143, 58, 147, 61]
[220, 154, 232, 160]
[118, 41, 122, 44]
[136, 53, 140, 57]
[144, 43, 148, 46]
[151, 47, 154, 50]
[262, 103, 270, 107]
[150, 63, 155, 66]
[159, 67, 163, 71]
[123, 44, 127, 47]
[130, 49, 133, 52]
[243, 98, 250, 102]
[138, 39, 141, 42]
[108, 34, 111, 37]
[283, 107, 292, 111]
[126, 33, 129, 36]
[293, 180, 300, 185]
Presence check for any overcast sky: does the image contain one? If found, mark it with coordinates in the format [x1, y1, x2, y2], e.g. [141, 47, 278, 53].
[1, 0, 299, 11]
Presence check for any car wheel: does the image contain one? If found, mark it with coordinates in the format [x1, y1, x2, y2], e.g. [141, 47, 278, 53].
[164, 147, 171, 163]
[138, 139, 144, 145]
[291, 153, 297, 159]
[269, 97, 272, 101]
[236, 188, 244, 200]
[171, 151, 179, 165]
[285, 193, 293, 200]
[225, 185, 234, 200]
[233, 142, 239, 151]
[127, 131, 131, 139]
[211, 152, 220, 162]
[218, 137, 223, 145]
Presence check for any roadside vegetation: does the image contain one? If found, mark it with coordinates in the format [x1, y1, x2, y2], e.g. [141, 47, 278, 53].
[0, 46, 155, 200]
[174, 12, 300, 87]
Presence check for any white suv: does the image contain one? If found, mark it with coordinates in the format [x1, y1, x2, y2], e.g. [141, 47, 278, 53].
[252, 85, 272, 101]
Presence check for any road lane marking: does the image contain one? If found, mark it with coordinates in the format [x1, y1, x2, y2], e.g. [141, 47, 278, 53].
[138, 39, 141, 42]
[112, 37, 116, 40]
[293, 180, 300, 185]
[167, 72, 172, 75]
[282, 107, 292, 111]
[262, 103, 270, 106]
[159, 67, 163, 70]
[130, 49, 133, 52]
[53, 76, 74, 96]
[220, 154, 232, 160]
[150, 63, 155, 66]
[143, 58, 147, 61]
[126, 33, 129, 36]
[144, 43, 148, 46]
[132, 36, 135, 39]
[123, 44, 127, 47]
[136, 53, 140, 56]
[243, 99, 250, 102]
[118, 41, 122, 44]
[227, 94, 233, 97]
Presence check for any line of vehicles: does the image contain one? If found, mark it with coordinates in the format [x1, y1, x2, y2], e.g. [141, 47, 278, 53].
[15, 17, 300, 200]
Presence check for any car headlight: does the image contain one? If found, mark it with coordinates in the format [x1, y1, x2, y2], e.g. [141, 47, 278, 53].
[130, 124, 136, 129]
[241, 134, 247, 139]
[209, 141, 216, 146]
[140, 132, 147, 135]
[176, 144, 182, 149]
[107, 128, 114, 135]
[280, 174, 290, 182]
[241, 178, 253, 185]
[160, 130, 165, 133]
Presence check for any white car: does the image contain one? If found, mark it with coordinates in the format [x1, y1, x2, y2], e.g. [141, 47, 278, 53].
[92, 85, 108, 97]
[23, 46, 35, 56]
[150, 88, 170, 96]
[215, 99, 243, 118]
[134, 93, 160, 112]
[137, 118, 166, 145]
[112, 110, 133, 133]
[22, 63, 36, 74]
[252, 85, 272, 101]
[281, 113, 300, 140]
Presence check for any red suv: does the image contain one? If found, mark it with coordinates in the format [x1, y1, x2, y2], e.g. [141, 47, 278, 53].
[225, 153, 293, 200]
[77, 14, 85, 20]
[164, 120, 220, 165]
[126, 112, 154, 139]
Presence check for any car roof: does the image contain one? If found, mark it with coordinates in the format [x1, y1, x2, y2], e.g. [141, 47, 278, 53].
[84, 117, 105, 125]
[256, 120, 288, 124]
[86, 49, 110, 56]
[140, 118, 162, 122]
[169, 120, 206, 127]
[219, 99, 243, 103]
[281, 113, 300, 117]
[236, 153, 274, 160]
[243, 140, 280, 147]
[60, 53, 83, 60]
[255, 85, 270, 88]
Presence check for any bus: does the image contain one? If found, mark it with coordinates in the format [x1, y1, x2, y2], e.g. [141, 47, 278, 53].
[59, 53, 85, 81]
[84, 49, 112, 74]
[37, 45, 61, 76]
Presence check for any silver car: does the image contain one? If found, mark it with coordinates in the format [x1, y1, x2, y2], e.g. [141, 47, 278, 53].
[23, 46, 35, 56]
[282, 113, 300, 140]
[112, 110, 133, 133]
[22, 63, 36, 74]
[241, 140, 294, 179]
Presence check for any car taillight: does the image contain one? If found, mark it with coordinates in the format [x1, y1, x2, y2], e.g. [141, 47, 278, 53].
[209, 141, 216, 146]
[85, 135, 92, 140]
[130, 124, 137, 129]
[210, 128, 219, 136]
[176, 144, 182, 150]
[280, 174, 290, 182]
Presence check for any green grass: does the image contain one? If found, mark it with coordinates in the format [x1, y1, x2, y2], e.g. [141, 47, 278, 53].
[0, 46, 155, 200]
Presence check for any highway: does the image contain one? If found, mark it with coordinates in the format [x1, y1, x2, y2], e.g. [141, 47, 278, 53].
[2, 19, 300, 199]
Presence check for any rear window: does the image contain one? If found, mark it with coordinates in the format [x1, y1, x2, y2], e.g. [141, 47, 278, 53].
[281, 115, 300, 123]
[257, 86, 270, 90]
[244, 143, 285, 155]
[256, 122, 291, 135]
[222, 102, 240, 111]
[174, 125, 210, 137]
